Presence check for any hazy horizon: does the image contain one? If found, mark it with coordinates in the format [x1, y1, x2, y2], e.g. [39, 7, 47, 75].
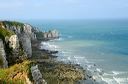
[0, 0, 128, 20]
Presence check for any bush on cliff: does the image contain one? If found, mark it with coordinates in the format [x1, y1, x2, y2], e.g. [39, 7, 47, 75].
[0, 28, 14, 40]
[1, 21, 24, 28]
[0, 60, 32, 84]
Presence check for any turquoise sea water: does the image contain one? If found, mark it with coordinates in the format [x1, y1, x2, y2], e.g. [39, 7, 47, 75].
[27, 19, 128, 84]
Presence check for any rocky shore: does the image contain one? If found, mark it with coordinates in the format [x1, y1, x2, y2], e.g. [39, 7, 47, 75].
[31, 40, 86, 84]
[0, 21, 89, 84]
[31, 40, 98, 84]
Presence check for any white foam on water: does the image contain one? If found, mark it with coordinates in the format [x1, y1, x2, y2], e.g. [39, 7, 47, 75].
[113, 77, 121, 84]
[103, 73, 114, 76]
[55, 37, 64, 41]
[99, 71, 128, 84]
[101, 77, 118, 84]
[113, 77, 128, 84]
[40, 41, 128, 84]
[96, 68, 102, 72]
[87, 65, 93, 69]
[67, 57, 71, 61]
[40, 42, 59, 51]
[113, 71, 121, 76]
[112, 71, 127, 76]
[73, 56, 90, 64]
[74, 56, 85, 59]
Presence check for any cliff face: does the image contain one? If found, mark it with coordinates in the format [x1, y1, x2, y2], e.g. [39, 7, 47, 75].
[1, 21, 37, 57]
[8, 35, 19, 50]
[20, 34, 32, 57]
[0, 21, 37, 66]
[0, 21, 59, 67]
[0, 39, 8, 68]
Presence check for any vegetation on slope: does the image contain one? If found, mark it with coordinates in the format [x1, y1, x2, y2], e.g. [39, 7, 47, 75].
[0, 28, 14, 40]
[0, 21, 24, 29]
[0, 60, 32, 84]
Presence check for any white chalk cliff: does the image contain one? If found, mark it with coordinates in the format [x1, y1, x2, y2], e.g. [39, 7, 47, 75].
[0, 39, 8, 68]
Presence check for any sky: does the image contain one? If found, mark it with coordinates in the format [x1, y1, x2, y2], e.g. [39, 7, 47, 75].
[0, 0, 128, 20]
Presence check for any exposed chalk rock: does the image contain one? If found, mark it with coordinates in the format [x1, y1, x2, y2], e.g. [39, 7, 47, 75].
[8, 35, 19, 50]
[51, 30, 59, 38]
[19, 34, 32, 57]
[0, 21, 38, 57]
[43, 30, 59, 40]
[23, 24, 37, 40]
[31, 65, 47, 84]
[0, 39, 8, 68]
[23, 24, 32, 35]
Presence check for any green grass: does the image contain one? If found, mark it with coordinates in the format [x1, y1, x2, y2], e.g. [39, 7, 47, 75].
[1, 21, 24, 28]
[0, 28, 14, 40]
[0, 21, 24, 33]
[0, 60, 32, 84]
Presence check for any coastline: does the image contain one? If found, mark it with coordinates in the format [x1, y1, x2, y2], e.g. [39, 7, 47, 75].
[1, 20, 128, 84]
[31, 39, 97, 84]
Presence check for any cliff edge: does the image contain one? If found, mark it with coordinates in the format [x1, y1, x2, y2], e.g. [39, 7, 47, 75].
[0, 21, 85, 84]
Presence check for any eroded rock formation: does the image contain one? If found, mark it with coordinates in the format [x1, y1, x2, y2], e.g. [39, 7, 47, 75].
[43, 30, 59, 39]
[31, 65, 47, 84]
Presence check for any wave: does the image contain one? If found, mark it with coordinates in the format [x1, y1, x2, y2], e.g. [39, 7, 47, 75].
[99, 71, 128, 84]
[40, 42, 59, 51]
[100, 76, 128, 84]
[54, 37, 64, 41]
[40, 40, 128, 84]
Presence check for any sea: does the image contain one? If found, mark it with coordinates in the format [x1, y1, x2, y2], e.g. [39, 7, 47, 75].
[25, 19, 128, 84]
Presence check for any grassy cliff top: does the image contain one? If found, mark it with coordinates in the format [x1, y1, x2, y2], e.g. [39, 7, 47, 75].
[0, 21, 24, 28]
[0, 28, 15, 40]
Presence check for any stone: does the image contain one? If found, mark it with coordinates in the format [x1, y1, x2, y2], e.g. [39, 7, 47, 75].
[43, 30, 59, 39]
[31, 65, 47, 84]
[0, 39, 8, 68]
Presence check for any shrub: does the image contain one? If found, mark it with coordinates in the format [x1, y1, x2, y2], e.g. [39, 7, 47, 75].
[0, 28, 14, 40]
[0, 60, 32, 84]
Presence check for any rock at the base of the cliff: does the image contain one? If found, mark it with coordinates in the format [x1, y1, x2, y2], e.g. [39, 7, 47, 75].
[31, 65, 47, 84]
